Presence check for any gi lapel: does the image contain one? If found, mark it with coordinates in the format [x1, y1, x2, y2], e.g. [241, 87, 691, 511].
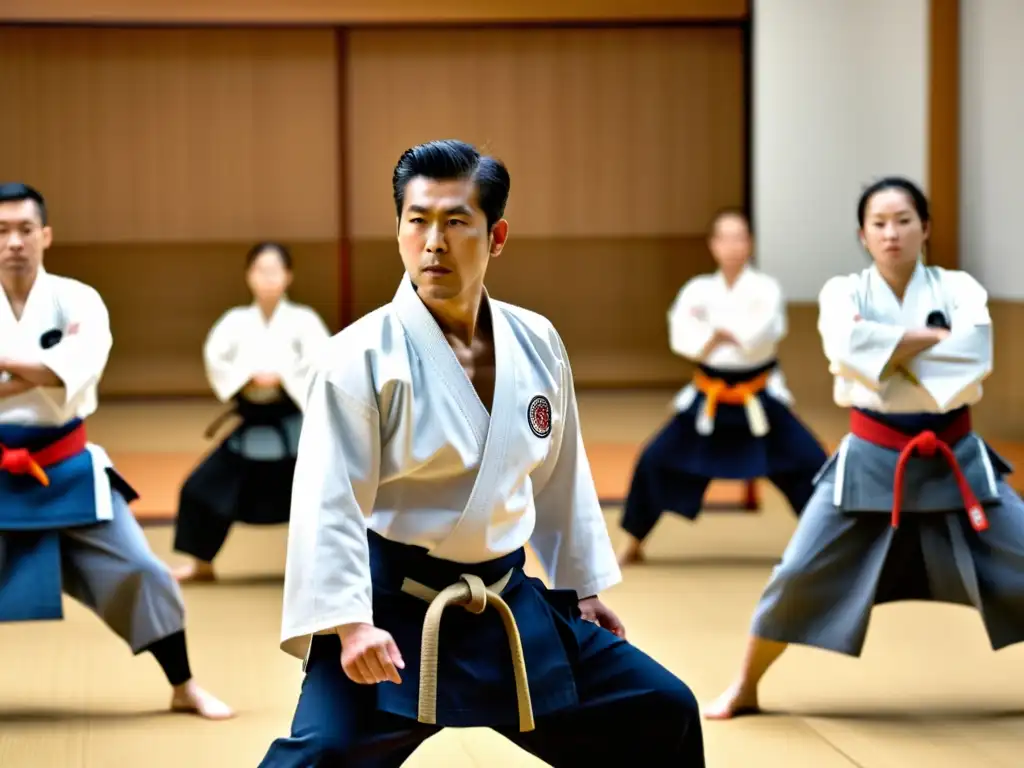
[391, 273, 518, 560]
[392, 273, 491, 448]
[429, 296, 518, 560]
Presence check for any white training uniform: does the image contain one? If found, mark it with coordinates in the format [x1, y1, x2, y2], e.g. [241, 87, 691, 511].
[667, 266, 791, 435]
[279, 273, 622, 659]
[819, 260, 991, 415]
[0, 266, 118, 520]
[817, 260, 995, 505]
[203, 298, 332, 408]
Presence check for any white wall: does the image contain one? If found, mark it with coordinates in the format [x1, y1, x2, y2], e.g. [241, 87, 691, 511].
[752, 0, 929, 302]
[961, 0, 1024, 299]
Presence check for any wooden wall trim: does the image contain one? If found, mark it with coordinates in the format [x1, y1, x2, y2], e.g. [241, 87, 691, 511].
[1, 0, 747, 25]
[927, 0, 959, 270]
[336, 28, 352, 330]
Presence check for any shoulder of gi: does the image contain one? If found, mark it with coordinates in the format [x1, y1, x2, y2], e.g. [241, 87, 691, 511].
[926, 265, 987, 298]
[490, 299, 567, 375]
[314, 304, 411, 410]
[818, 268, 871, 304]
[47, 273, 106, 312]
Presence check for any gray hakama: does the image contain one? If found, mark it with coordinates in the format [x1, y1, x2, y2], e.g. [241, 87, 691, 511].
[751, 407, 1024, 656]
[0, 420, 186, 655]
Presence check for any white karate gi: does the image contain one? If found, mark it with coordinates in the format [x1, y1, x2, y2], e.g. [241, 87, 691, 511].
[204, 298, 331, 409]
[279, 273, 621, 659]
[668, 266, 792, 435]
[0, 267, 183, 651]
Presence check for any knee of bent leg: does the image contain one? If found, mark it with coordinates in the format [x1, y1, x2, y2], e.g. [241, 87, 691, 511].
[127, 551, 182, 601]
[657, 675, 701, 724]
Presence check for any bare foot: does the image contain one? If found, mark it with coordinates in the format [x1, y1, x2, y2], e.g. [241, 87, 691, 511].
[704, 683, 760, 720]
[173, 560, 217, 583]
[617, 540, 646, 566]
[170, 680, 236, 720]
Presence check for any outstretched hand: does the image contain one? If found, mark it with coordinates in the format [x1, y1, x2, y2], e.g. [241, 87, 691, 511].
[578, 596, 627, 639]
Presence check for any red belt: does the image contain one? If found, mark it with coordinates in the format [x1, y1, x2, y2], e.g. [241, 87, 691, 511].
[848, 409, 989, 533]
[0, 423, 88, 487]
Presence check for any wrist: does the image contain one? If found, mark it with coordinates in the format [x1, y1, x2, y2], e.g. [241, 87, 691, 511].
[335, 622, 372, 640]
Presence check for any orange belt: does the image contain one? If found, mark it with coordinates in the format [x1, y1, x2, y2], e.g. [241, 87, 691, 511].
[0, 423, 88, 487]
[692, 369, 772, 423]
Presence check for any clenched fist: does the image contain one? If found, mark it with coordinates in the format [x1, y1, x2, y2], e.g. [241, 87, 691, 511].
[337, 623, 406, 685]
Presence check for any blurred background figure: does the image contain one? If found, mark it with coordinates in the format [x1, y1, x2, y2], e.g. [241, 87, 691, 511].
[171, 243, 330, 583]
[617, 210, 827, 565]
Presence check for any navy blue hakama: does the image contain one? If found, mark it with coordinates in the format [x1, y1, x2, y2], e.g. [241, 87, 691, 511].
[621, 361, 828, 542]
[173, 395, 301, 562]
[0, 420, 139, 622]
[259, 532, 704, 767]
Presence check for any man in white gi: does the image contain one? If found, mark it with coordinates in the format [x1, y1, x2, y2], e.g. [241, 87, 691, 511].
[259, 140, 705, 766]
[0, 182, 233, 720]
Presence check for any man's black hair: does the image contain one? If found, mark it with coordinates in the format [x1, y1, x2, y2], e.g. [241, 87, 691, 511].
[392, 140, 511, 230]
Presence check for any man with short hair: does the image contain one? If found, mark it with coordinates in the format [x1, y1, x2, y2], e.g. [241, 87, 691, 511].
[0, 182, 233, 720]
[259, 140, 705, 766]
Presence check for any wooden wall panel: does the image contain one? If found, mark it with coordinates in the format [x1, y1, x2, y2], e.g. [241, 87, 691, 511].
[347, 27, 745, 238]
[44, 242, 339, 396]
[927, 0, 960, 270]
[0, 27, 339, 243]
[346, 26, 746, 386]
[1, 0, 748, 25]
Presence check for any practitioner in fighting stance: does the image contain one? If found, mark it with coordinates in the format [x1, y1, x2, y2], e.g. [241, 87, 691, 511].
[618, 210, 827, 564]
[259, 140, 704, 766]
[707, 177, 1024, 719]
[0, 182, 233, 719]
[172, 242, 330, 582]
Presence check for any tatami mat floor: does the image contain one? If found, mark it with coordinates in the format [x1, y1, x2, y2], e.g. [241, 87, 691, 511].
[1, 392, 1022, 767]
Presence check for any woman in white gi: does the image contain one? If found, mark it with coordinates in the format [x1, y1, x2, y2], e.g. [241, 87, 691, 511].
[706, 177, 1024, 719]
[258, 140, 705, 766]
[618, 210, 828, 564]
[172, 242, 330, 583]
[0, 183, 233, 720]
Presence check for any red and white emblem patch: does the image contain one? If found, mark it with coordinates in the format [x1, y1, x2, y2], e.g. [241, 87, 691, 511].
[527, 395, 552, 438]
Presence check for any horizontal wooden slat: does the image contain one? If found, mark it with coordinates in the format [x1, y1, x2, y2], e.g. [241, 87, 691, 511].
[347, 26, 746, 238]
[0, 27, 339, 243]
[1, 0, 747, 25]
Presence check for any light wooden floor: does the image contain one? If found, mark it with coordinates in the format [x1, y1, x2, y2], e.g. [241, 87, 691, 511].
[2, 392, 1024, 767]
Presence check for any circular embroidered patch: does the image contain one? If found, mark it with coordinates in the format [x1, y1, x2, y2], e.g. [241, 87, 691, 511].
[527, 395, 552, 438]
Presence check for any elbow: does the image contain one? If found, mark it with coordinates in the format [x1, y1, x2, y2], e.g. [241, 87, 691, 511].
[834, 359, 884, 391]
[670, 345, 701, 362]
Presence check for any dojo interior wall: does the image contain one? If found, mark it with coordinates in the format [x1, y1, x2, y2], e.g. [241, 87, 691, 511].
[0, 21, 746, 394]
[344, 26, 746, 387]
[0, 26, 342, 395]
[3, 6, 1022, 437]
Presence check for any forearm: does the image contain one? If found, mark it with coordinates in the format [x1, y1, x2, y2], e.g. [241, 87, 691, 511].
[0, 376, 36, 399]
[881, 330, 945, 375]
[0, 359, 61, 387]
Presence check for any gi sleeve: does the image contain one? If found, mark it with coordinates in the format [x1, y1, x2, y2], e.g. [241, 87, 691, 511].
[202, 310, 253, 402]
[818, 275, 905, 390]
[37, 283, 112, 409]
[906, 271, 993, 409]
[667, 279, 715, 361]
[529, 329, 622, 600]
[280, 364, 381, 647]
[278, 308, 333, 411]
[725, 275, 788, 352]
